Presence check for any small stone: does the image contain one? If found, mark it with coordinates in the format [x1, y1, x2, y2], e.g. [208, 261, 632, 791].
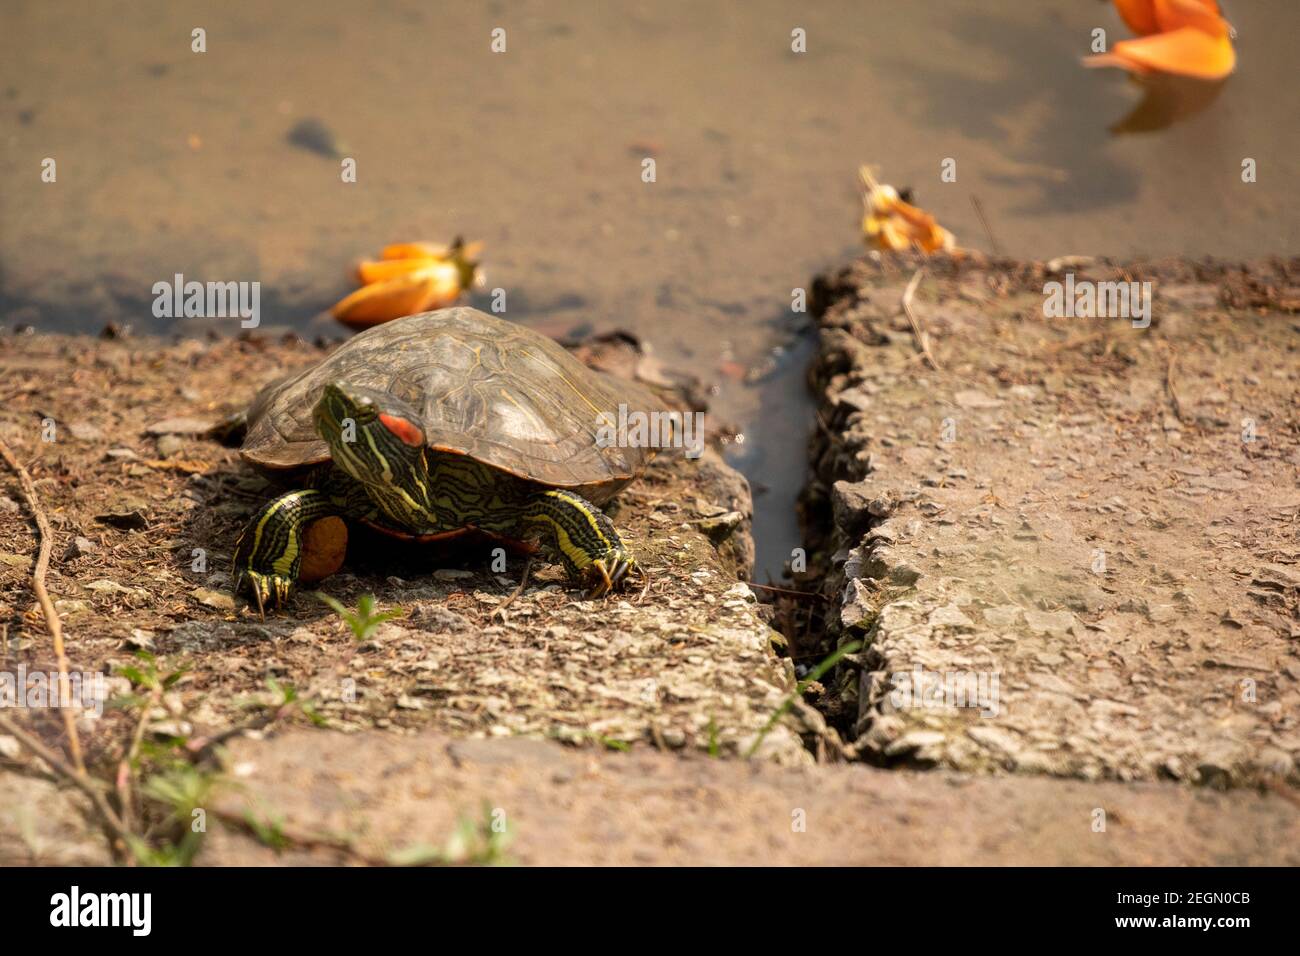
[697, 510, 743, 538]
[865, 522, 898, 545]
[63, 536, 97, 560]
[0, 495, 19, 513]
[1147, 604, 1179, 624]
[143, 417, 215, 437]
[692, 499, 730, 518]
[1023, 608, 1076, 638]
[86, 579, 140, 596]
[953, 389, 1002, 410]
[867, 495, 895, 518]
[840, 579, 876, 630]
[831, 480, 878, 538]
[833, 388, 873, 415]
[660, 727, 686, 748]
[928, 604, 975, 631]
[155, 434, 185, 459]
[150, 719, 193, 739]
[1257, 747, 1295, 778]
[884, 730, 946, 757]
[967, 726, 1022, 757]
[983, 605, 1023, 628]
[721, 582, 756, 603]
[1254, 564, 1300, 590]
[406, 603, 472, 632]
[125, 629, 155, 652]
[95, 506, 149, 531]
[191, 587, 235, 612]
[432, 568, 475, 581]
[288, 627, 317, 644]
[66, 421, 104, 441]
[887, 563, 922, 585]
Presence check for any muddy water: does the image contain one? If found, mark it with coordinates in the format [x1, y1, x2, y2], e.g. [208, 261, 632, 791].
[2, 0, 1296, 580]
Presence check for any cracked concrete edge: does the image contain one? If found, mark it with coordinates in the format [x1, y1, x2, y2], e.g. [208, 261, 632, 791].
[804, 252, 1300, 785]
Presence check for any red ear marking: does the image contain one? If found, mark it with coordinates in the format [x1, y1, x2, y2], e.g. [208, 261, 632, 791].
[379, 413, 424, 446]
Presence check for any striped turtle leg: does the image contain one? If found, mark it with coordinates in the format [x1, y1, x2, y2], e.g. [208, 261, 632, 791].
[517, 488, 639, 598]
[232, 489, 337, 613]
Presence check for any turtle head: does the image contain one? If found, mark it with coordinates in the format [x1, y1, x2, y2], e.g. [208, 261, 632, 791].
[314, 382, 427, 487]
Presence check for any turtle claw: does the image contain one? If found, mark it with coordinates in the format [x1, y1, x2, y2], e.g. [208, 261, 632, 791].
[581, 550, 641, 599]
[237, 569, 295, 615]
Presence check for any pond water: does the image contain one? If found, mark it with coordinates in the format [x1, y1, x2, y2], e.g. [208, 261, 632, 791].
[2, 0, 1296, 580]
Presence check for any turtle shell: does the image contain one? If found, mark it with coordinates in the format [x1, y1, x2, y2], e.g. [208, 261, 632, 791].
[240, 308, 669, 504]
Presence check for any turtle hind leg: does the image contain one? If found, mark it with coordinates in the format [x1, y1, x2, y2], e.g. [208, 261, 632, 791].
[232, 488, 337, 612]
[515, 488, 639, 598]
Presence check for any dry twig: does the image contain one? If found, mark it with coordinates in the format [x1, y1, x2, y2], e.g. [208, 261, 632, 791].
[0, 434, 84, 773]
[1165, 347, 1190, 424]
[901, 268, 941, 371]
[970, 195, 1001, 256]
[491, 557, 534, 622]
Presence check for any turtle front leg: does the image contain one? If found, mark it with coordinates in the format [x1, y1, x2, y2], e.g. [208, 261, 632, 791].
[232, 489, 337, 613]
[516, 489, 640, 598]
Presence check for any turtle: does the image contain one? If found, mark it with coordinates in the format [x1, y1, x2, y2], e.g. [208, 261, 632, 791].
[232, 307, 668, 612]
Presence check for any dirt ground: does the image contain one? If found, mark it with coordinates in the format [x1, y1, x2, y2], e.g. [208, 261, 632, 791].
[0, 327, 825, 863]
[800, 252, 1300, 787]
[2, 257, 1299, 865]
[201, 730, 1300, 866]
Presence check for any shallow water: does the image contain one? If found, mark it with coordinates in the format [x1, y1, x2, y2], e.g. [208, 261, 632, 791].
[2, 0, 1296, 579]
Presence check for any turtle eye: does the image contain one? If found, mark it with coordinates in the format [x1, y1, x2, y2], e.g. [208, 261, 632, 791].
[378, 413, 424, 446]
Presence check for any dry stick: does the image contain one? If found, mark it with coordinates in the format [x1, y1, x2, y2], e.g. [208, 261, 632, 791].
[186, 702, 294, 764]
[491, 556, 534, 621]
[209, 805, 393, 866]
[746, 581, 826, 601]
[970, 195, 1002, 257]
[0, 434, 84, 774]
[1165, 347, 1190, 424]
[116, 687, 159, 833]
[901, 267, 941, 371]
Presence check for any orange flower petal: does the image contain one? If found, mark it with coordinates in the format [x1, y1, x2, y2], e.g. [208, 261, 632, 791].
[1153, 0, 1227, 37]
[891, 199, 940, 232]
[331, 271, 441, 328]
[1115, 0, 1160, 36]
[356, 257, 441, 284]
[1085, 26, 1234, 79]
